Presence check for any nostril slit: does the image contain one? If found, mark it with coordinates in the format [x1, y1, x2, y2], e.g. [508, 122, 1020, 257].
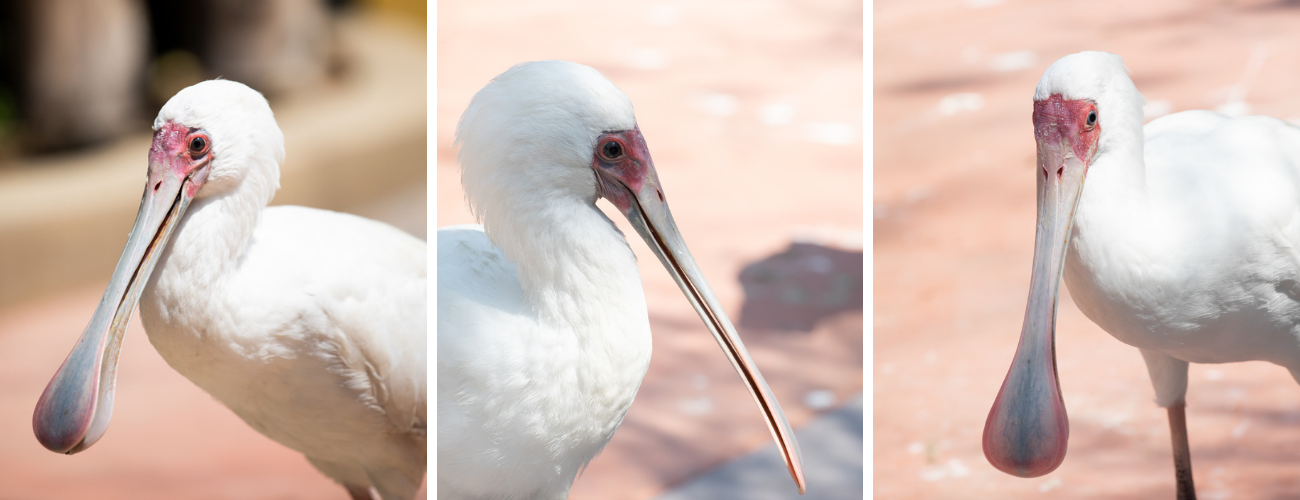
[1056, 167, 1063, 179]
[657, 189, 664, 202]
[154, 181, 161, 192]
[1042, 167, 1048, 179]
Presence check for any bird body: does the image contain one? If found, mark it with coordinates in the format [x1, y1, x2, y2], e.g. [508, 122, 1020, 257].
[1068, 110, 1300, 374]
[438, 223, 650, 500]
[146, 205, 427, 496]
[34, 80, 426, 500]
[985, 51, 1300, 498]
[437, 61, 804, 500]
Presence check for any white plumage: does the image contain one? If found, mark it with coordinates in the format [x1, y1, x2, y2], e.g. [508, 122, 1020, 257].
[438, 222, 649, 499]
[438, 61, 804, 500]
[34, 80, 426, 500]
[985, 51, 1300, 499]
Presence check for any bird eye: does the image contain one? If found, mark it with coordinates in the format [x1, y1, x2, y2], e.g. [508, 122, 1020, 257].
[189, 135, 208, 155]
[1086, 110, 1097, 127]
[601, 140, 623, 159]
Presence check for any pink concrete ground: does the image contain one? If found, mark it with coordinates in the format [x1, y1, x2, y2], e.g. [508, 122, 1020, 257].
[437, 1, 863, 498]
[876, 1, 1300, 499]
[0, 284, 358, 499]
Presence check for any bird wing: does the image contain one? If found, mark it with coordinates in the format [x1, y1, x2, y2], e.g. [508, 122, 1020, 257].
[435, 224, 527, 315]
[434, 223, 529, 402]
[1145, 112, 1300, 303]
[243, 206, 428, 439]
[436, 225, 549, 482]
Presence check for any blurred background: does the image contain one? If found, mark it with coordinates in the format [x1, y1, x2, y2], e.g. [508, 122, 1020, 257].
[438, 1, 862, 499]
[0, 0, 425, 498]
[875, 1, 1300, 498]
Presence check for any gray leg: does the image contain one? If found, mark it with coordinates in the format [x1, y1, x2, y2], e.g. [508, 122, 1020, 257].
[1139, 349, 1196, 499]
[1167, 402, 1197, 500]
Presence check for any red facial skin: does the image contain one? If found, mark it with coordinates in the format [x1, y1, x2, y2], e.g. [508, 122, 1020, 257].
[150, 121, 213, 198]
[591, 126, 664, 213]
[1032, 94, 1100, 180]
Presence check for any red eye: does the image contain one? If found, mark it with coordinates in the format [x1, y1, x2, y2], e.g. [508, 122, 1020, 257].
[601, 140, 623, 160]
[188, 135, 209, 155]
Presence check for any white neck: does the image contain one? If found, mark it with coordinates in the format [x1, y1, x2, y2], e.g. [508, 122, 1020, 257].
[1083, 124, 1147, 205]
[144, 174, 272, 321]
[1064, 115, 1170, 335]
[483, 192, 653, 382]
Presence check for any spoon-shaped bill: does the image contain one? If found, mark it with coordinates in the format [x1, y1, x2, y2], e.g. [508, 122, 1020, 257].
[983, 115, 1091, 477]
[33, 123, 209, 454]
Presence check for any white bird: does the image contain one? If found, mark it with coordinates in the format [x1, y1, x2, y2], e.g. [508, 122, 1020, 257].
[984, 51, 1300, 499]
[32, 80, 426, 500]
[437, 61, 806, 500]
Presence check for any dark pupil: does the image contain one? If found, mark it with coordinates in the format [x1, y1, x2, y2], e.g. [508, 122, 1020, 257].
[1087, 112, 1097, 125]
[190, 137, 206, 152]
[603, 141, 622, 158]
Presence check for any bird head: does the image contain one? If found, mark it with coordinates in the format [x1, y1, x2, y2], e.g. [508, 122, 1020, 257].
[456, 60, 645, 233]
[152, 80, 284, 204]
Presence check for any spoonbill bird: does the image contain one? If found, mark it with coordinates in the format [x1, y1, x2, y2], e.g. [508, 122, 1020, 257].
[437, 61, 806, 499]
[32, 80, 426, 500]
[984, 51, 1300, 499]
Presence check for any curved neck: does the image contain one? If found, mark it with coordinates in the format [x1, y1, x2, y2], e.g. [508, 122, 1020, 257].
[152, 173, 275, 297]
[486, 195, 648, 334]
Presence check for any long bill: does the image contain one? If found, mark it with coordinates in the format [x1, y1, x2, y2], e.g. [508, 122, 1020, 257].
[620, 177, 807, 494]
[32, 157, 200, 454]
[982, 130, 1089, 477]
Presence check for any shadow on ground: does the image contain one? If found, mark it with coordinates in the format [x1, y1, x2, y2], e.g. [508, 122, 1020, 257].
[738, 243, 863, 332]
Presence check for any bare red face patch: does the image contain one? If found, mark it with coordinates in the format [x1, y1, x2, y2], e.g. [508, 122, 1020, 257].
[149, 121, 213, 197]
[150, 122, 189, 175]
[592, 126, 657, 213]
[1032, 94, 1100, 177]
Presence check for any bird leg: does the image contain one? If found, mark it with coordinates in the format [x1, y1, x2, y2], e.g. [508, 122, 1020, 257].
[1138, 350, 1195, 500]
[1166, 401, 1196, 500]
